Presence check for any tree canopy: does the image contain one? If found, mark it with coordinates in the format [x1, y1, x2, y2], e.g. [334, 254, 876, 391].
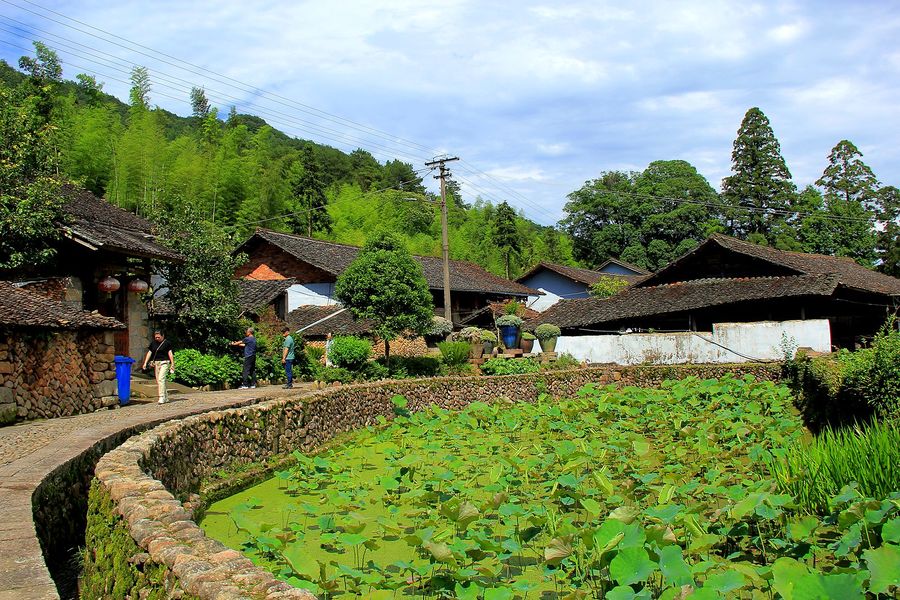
[334, 231, 434, 363]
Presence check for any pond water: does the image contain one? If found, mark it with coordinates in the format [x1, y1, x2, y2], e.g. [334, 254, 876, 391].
[201, 377, 804, 598]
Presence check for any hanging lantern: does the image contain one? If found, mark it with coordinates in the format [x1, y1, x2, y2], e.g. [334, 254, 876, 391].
[98, 276, 121, 293]
[127, 278, 149, 293]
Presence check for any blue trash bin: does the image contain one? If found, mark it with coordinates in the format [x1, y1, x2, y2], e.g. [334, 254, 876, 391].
[114, 356, 135, 405]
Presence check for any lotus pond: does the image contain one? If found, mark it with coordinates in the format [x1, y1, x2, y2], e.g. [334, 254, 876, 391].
[201, 376, 900, 598]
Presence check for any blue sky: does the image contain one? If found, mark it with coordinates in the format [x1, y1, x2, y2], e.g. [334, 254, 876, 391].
[1, 0, 897, 225]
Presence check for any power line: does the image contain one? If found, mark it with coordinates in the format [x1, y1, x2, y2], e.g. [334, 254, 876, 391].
[0, 0, 564, 222]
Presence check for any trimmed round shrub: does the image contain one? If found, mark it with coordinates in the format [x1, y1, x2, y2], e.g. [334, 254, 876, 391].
[428, 316, 453, 337]
[496, 314, 524, 327]
[329, 336, 372, 371]
[320, 367, 354, 384]
[535, 323, 561, 340]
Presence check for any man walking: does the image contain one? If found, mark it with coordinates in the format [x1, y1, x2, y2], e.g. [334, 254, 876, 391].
[141, 330, 175, 404]
[281, 327, 295, 389]
[231, 327, 257, 389]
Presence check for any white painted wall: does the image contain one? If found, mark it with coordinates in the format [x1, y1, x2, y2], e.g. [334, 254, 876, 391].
[527, 288, 561, 312]
[287, 283, 337, 311]
[548, 319, 831, 365]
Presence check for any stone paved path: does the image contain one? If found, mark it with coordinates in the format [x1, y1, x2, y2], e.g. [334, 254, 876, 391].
[0, 383, 316, 599]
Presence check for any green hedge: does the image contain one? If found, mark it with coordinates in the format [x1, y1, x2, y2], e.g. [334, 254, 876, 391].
[481, 357, 541, 376]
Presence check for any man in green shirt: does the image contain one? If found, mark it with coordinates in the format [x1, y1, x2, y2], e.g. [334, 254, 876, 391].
[281, 327, 296, 389]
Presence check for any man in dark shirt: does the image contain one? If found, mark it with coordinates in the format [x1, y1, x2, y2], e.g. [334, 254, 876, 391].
[231, 327, 257, 389]
[141, 330, 175, 404]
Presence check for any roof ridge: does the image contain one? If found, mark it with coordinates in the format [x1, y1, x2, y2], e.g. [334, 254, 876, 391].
[710, 233, 858, 263]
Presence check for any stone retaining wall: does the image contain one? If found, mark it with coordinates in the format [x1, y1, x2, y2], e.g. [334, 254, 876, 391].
[0, 329, 118, 425]
[85, 364, 780, 599]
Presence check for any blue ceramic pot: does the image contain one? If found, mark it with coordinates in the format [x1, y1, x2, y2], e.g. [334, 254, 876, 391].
[499, 325, 519, 349]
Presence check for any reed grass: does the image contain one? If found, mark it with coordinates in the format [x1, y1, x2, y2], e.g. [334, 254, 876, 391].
[770, 419, 900, 514]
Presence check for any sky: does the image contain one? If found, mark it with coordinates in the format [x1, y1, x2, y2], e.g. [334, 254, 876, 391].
[0, 0, 898, 226]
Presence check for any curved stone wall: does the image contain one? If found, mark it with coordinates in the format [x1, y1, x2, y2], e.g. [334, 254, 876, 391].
[84, 364, 780, 599]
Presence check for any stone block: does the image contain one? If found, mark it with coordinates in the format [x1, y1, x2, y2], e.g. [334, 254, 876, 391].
[94, 380, 117, 398]
[0, 362, 12, 375]
[102, 395, 118, 408]
[0, 402, 16, 425]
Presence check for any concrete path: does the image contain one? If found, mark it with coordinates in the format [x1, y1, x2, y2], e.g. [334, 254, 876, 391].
[0, 383, 316, 599]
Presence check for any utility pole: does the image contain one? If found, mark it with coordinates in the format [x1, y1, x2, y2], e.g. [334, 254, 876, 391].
[425, 156, 459, 323]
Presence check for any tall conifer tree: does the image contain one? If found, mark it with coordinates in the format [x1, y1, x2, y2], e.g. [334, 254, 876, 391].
[288, 145, 331, 237]
[492, 201, 521, 279]
[721, 107, 797, 244]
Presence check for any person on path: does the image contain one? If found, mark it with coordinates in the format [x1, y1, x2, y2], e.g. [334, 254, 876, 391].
[281, 327, 296, 389]
[325, 332, 334, 367]
[231, 328, 257, 389]
[141, 330, 175, 404]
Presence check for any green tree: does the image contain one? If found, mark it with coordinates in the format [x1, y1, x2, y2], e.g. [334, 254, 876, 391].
[877, 186, 900, 276]
[75, 73, 104, 106]
[562, 160, 719, 270]
[153, 203, 244, 353]
[492, 200, 521, 278]
[287, 145, 332, 237]
[721, 107, 798, 242]
[334, 231, 433, 364]
[189, 86, 210, 118]
[814, 140, 878, 265]
[590, 275, 630, 298]
[128, 66, 151, 113]
[348, 148, 381, 191]
[380, 159, 425, 194]
[0, 84, 65, 271]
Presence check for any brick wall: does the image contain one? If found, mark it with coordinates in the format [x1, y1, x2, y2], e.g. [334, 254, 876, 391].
[234, 240, 335, 283]
[0, 329, 119, 425]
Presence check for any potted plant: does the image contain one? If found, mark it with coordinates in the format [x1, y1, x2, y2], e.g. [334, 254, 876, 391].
[535, 323, 561, 353]
[425, 316, 453, 346]
[480, 329, 497, 355]
[496, 314, 524, 349]
[458, 326, 484, 358]
[520, 331, 536, 353]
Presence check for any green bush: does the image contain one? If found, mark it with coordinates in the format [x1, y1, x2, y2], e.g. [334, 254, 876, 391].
[480, 329, 497, 343]
[320, 367, 354, 384]
[438, 341, 471, 368]
[843, 320, 900, 420]
[361, 360, 390, 381]
[306, 345, 325, 362]
[541, 352, 581, 371]
[480, 357, 541, 376]
[770, 419, 900, 514]
[172, 349, 241, 387]
[785, 319, 900, 429]
[329, 336, 372, 371]
[378, 355, 445, 378]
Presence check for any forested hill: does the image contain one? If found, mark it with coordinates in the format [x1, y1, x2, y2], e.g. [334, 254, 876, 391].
[0, 56, 574, 279]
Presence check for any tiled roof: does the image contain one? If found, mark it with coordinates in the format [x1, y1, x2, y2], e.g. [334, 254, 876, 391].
[458, 300, 542, 327]
[237, 279, 295, 315]
[532, 274, 841, 329]
[59, 185, 183, 262]
[517, 262, 645, 286]
[286, 305, 373, 337]
[640, 233, 900, 296]
[240, 229, 539, 296]
[0, 281, 125, 330]
[596, 258, 651, 275]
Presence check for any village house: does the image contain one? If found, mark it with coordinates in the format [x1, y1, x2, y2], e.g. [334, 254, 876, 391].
[516, 259, 648, 311]
[534, 234, 900, 363]
[5, 185, 184, 362]
[234, 229, 539, 327]
[0, 281, 124, 424]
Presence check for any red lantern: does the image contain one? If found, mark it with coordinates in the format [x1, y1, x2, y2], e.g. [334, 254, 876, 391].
[98, 276, 121, 293]
[128, 278, 149, 293]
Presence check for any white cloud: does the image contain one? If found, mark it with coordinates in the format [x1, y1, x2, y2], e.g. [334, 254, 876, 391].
[767, 20, 809, 43]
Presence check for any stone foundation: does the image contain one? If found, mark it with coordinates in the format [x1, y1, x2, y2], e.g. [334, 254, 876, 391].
[85, 363, 780, 599]
[0, 329, 119, 425]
